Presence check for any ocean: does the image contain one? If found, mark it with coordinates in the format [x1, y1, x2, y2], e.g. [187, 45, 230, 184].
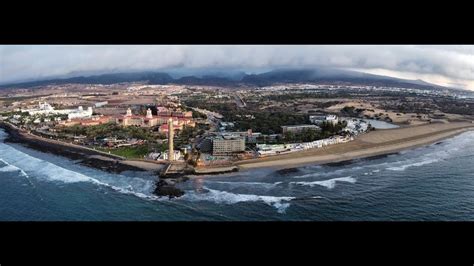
[1, 128, 474, 221]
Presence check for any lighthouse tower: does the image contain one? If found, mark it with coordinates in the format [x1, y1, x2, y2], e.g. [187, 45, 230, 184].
[146, 108, 153, 119]
[168, 118, 174, 161]
[126, 108, 132, 117]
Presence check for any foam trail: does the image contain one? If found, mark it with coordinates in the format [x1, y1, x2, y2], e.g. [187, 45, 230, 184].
[291, 176, 356, 189]
[292, 166, 363, 179]
[207, 180, 283, 189]
[181, 187, 295, 214]
[0, 164, 21, 173]
[0, 158, 30, 179]
[386, 158, 439, 171]
[0, 158, 41, 199]
[0, 143, 160, 201]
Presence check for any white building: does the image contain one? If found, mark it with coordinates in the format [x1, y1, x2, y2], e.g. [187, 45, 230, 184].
[256, 135, 353, 157]
[282, 124, 321, 134]
[309, 115, 339, 125]
[95, 101, 108, 108]
[22, 102, 93, 120]
[159, 150, 182, 161]
[24, 102, 55, 115]
[212, 136, 245, 155]
[309, 115, 325, 124]
[343, 118, 368, 136]
[326, 115, 339, 125]
[67, 106, 93, 119]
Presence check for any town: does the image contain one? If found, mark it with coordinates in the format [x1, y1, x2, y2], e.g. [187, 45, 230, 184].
[0, 83, 374, 170]
[1, 81, 474, 177]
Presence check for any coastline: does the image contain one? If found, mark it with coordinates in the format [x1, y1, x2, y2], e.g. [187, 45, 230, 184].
[0, 122, 165, 173]
[2, 121, 474, 175]
[236, 122, 474, 170]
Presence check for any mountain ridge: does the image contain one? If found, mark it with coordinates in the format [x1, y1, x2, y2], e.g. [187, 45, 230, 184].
[0, 68, 451, 90]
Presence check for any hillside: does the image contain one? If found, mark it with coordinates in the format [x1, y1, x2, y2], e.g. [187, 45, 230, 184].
[0, 68, 449, 90]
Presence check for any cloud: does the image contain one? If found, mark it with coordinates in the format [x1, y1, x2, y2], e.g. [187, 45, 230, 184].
[1, 45, 474, 89]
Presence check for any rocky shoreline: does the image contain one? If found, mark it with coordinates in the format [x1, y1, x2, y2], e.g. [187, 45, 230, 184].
[0, 123, 145, 173]
[153, 176, 189, 198]
[1, 122, 194, 198]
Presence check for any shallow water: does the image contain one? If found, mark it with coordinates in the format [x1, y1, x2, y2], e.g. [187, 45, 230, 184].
[361, 119, 400, 129]
[1, 128, 474, 221]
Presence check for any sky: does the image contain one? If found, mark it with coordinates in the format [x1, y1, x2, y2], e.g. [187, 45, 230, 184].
[1, 45, 474, 90]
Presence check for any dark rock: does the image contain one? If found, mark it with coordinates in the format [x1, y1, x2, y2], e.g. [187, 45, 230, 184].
[79, 157, 145, 173]
[0, 123, 143, 174]
[276, 167, 300, 175]
[154, 180, 185, 198]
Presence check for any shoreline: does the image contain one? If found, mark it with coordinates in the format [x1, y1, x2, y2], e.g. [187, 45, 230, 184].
[0, 122, 165, 173]
[236, 122, 474, 171]
[2, 121, 473, 175]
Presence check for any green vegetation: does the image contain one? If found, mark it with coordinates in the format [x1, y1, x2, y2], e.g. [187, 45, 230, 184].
[182, 105, 208, 119]
[98, 145, 149, 158]
[319, 120, 348, 133]
[184, 100, 308, 134]
[234, 111, 307, 134]
[282, 121, 347, 143]
[340, 106, 364, 117]
[0, 111, 23, 116]
[96, 142, 168, 159]
[192, 110, 207, 119]
[179, 125, 200, 140]
[60, 123, 163, 141]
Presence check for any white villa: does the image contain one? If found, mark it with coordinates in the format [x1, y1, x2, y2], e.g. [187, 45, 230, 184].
[22, 102, 93, 120]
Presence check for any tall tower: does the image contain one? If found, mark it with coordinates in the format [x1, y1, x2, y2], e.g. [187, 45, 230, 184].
[146, 108, 153, 119]
[126, 108, 132, 117]
[168, 118, 174, 161]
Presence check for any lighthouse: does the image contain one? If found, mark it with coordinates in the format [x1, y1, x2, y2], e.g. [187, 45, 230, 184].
[146, 108, 153, 119]
[168, 118, 174, 161]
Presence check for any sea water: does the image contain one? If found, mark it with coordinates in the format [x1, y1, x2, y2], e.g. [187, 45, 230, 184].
[1, 128, 474, 221]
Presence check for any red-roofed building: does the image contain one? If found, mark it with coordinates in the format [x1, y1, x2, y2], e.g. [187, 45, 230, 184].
[116, 108, 158, 127]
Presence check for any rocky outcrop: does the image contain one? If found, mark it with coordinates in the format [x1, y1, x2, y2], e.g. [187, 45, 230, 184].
[153, 177, 189, 199]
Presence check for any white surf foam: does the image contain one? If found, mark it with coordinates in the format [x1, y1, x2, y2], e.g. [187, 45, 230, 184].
[292, 165, 367, 179]
[0, 164, 20, 173]
[181, 187, 295, 213]
[292, 168, 348, 179]
[386, 131, 474, 172]
[386, 158, 439, 171]
[0, 158, 30, 178]
[0, 142, 159, 200]
[290, 176, 356, 189]
[207, 180, 283, 189]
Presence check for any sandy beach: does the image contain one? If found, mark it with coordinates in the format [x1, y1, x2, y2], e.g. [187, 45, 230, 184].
[237, 122, 474, 170]
[2, 121, 474, 174]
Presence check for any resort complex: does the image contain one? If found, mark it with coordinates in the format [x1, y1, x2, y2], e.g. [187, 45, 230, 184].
[1, 78, 474, 177]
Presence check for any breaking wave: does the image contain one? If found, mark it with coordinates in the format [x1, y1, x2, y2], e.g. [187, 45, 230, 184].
[289, 132, 472, 179]
[386, 158, 439, 171]
[206, 180, 283, 189]
[292, 167, 362, 179]
[0, 141, 159, 201]
[181, 187, 295, 213]
[0, 158, 29, 178]
[290, 176, 356, 189]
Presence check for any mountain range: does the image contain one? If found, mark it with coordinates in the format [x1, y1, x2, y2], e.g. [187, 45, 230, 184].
[0, 68, 449, 90]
